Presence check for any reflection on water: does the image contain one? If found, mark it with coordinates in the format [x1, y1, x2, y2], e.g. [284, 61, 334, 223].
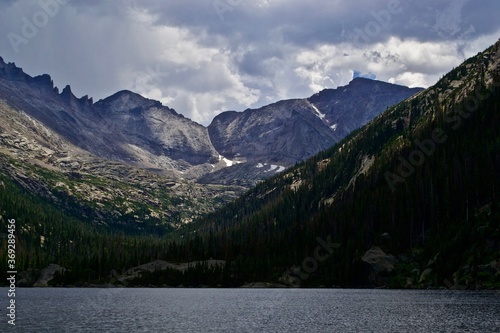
[0, 288, 499, 332]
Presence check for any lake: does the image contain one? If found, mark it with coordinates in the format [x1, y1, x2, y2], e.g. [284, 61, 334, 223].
[1, 288, 499, 332]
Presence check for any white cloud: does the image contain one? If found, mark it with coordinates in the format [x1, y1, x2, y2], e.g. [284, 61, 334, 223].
[0, 0, 499, 125]
[292, 36, 493, 91]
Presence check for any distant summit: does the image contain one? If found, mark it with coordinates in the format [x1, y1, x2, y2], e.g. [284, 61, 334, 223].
[0, 56, 422, 185]
[353, 70, 376, 80]
[204, 78, 423, 184]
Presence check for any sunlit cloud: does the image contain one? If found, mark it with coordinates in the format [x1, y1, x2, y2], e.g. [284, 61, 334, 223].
[0, 0, 498, 124]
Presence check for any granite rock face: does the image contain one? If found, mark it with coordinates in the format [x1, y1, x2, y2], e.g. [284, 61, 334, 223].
[94, 91, 220, 169]
[0, 58, 220, 176]
[208, 99, 338, 166]
[207, 78, 423, 183]
[33, 264, 67, 287]
[0, 56, 423, 229]
[307, 78, 423, 141]
[0, 57, 421, 183]
[361, 246, 396, 287]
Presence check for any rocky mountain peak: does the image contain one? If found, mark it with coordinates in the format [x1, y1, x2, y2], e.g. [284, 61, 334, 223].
[58, 84, 92, 110]
[95, 90, 164, 114]
[204, 78, 423, 185]
[0, 58, 30, 82]
[349, 76, 375, 85]
[0, 53, 424, 186]
[32, 74, 54, 90]
[307, 78, 423, 139]
[61, 84, 73, 97]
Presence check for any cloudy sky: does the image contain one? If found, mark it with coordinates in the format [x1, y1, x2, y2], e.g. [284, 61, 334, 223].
[1, 0, 499, 125]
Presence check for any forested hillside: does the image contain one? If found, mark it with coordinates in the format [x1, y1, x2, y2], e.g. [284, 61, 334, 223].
[167, 40, 500, 288]
[1, 41, 499, 288]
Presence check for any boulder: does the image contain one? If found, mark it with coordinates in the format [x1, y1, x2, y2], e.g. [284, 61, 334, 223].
[362, 247, 396, 274]
[33, 264, 67, 287]
[279, 265, 302, 287]
[419, 268, 433, 285]
[117, 259, 226, 284]
[361, 246, 396, 287]
[478, 260, 500, 276]
[17, 268, 41, 287]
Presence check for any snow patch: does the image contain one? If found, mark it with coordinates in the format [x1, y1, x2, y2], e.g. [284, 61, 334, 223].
[258, 163, 286, 173]
[310, 104, 326, 120]
[275, 166, 286, 173]
[219, 154, 242, 167]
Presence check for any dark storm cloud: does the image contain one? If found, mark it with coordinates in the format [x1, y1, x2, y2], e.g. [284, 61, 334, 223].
[0, 0, 499, 124]
[130, 0, 500, 44]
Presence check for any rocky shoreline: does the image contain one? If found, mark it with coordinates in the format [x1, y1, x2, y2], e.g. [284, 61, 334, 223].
[8, 250, 499, 290]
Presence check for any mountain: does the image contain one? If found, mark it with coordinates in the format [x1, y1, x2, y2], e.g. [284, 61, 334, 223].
[307, 77, 424, 140]
[0, 57, 421, 183]
[171, 40, 500, 289]
[0, 97, 244, 232]
[1, 40, 499, 288]
[94, 90, 220, 170]
[0, 58, 223, 176]
[0, 56, 421, 226]
[209, 78, 422, 165]
[208, 99, 337, 166]
[0, 58, 245, 230]
[204, 78, 422, 185]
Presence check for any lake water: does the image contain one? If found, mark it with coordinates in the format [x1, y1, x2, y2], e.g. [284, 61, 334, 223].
[1, 288, 499, 332]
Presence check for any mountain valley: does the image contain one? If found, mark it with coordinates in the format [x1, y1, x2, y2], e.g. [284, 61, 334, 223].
[0, 56, 421, 229]
[0, 39, 499, 289]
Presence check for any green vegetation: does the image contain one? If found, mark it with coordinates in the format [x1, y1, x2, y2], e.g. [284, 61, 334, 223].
[0, 173, 168, 283]
[167, 41, 500, 288]
[1, 41, 499, 288]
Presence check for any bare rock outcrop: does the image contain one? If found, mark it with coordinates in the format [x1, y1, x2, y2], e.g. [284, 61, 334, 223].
[361, 246, 396, 287]
[33, 264, 67, 287]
